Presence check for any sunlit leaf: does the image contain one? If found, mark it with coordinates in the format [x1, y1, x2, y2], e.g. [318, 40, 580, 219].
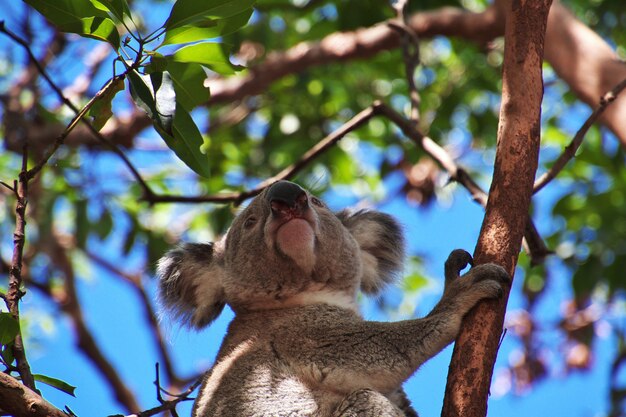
[162, 9, 253, 46]
[90, 0, 131, 23]
[170, 43, 242, 75]
[127, 70, 176, 135]
[164, 0, 255, 30]
[34, 374, 77, 397]
[24, 0, 120, 48]
[164, 62, 210, 111]
[0, 313, 19, 345]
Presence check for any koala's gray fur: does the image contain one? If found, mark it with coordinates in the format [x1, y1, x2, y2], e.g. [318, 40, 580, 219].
[157, 181, 509, 417]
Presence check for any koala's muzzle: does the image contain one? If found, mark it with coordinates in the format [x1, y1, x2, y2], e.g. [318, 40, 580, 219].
[267, 181, 309, 219]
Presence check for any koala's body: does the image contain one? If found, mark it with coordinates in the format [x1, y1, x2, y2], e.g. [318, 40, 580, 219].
[157, 181, 509, 417]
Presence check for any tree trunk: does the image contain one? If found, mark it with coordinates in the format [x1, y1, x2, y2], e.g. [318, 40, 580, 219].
[440, 1, 553, 416]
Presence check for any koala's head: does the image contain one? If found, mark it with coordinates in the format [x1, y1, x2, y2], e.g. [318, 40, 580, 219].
[157, 181, 404, 328]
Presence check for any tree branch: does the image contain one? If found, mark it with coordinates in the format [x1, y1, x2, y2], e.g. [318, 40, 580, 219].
[534, 76, 626, 193]
[544, 0, 626, 146]
[0, 372, 67, 417]
[205, 5, 504, 105]
[441, 0, 552, 416]
[4, 147, 37, 391]
[41, 234, 141, 413]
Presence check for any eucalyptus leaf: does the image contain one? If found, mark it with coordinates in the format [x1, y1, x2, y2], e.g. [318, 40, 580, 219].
[87, 76, 125, 131]
[165, 0, 256, 31]
[75, 199, 88, 249]
[165, 62, 210, 111]
[127, 70, 176, 135]
[0, 313, 19, 345]
[170, 43, 242, 75]
[155, 106, 211, 178]
[162, 9, 253, 46]
[24, 0, 120, 48]
[89, 0, 131, 23]
[34, 374, 77, 397]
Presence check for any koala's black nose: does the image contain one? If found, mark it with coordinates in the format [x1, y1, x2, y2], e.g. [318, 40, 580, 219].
[267, 181, 308, 216]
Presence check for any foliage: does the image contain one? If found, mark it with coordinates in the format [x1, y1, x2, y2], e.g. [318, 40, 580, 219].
[0, 0, 625, 415]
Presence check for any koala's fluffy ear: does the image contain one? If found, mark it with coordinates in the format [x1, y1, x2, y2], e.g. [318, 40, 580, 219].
[157, 242, 226, 329]
[337, 210, 405, 294]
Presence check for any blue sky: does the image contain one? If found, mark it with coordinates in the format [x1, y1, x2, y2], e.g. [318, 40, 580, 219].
[0, 1, 620, 417]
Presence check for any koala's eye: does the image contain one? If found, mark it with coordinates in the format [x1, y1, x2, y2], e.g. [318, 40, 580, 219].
[310, 197, 325, 208]
[243, 216, 258, 229]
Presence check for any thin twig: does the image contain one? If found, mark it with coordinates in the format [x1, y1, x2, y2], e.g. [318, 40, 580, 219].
[389, 0, 422, 124]
[147, 106, 379, 206]
[0, 24, 156, 200]
[4, 146, 37, 391]
[533, 77, 626, 193]
[25, 75, 125, 181]
[374, 101, 551, 264]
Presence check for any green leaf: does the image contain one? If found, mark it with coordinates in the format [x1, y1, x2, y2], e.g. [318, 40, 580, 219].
[165, 0, 256, 30]
[162, 8, 253, 46]
[170, 43, 242, 75]
[402, 273, 429, 292]
[24, 0, 120, 48]
[127, 70, 176, 135]
[1, 343, 15, 366]
[156, 106, 211, 178]
[75, 199, 88, 249]
[24, 0, 108, 25]
[164, 62, 210, 111]
[0, 313, 19, 345]
[87, 77, 125, 131]
[94, 209, 113, 240]
[90, 0, 131, 23]
[33, 374, 77, 397]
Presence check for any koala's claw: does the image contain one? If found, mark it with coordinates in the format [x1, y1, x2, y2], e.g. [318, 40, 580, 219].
[444, 249, 473, 283]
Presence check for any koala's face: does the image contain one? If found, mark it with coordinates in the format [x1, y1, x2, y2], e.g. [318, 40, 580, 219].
[158, 181, 404, 327]
[222, 181, 363, 310]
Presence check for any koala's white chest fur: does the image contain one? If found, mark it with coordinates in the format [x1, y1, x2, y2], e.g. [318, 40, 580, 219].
[194, 305, 392, 417]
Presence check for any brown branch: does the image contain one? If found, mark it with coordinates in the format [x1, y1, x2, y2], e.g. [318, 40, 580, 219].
[389, 0, 422, 125]
[544, 0, 626, 145]
[147, 105, 380, 206]
[0, 372, 67, 417]
[4, 147, 37, 392]
[442, 0, 552, 415]
[205, 5, 504, 105]
[0, 24, 155, 201]
[533, 76, 626, 193]
[374, 102, 550, 264]
[42, 234, 141, 413]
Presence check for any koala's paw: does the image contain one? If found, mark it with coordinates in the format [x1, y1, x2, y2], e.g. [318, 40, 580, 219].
[444, 249, 474, 287]
[470, 263, 510, 298]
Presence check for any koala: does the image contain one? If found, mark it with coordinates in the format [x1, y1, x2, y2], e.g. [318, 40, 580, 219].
[157, 180, 509, 417]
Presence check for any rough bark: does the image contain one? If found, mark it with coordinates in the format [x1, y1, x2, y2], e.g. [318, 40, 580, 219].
[0, 373, 66, 417]
[440, 1, 552, 416]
